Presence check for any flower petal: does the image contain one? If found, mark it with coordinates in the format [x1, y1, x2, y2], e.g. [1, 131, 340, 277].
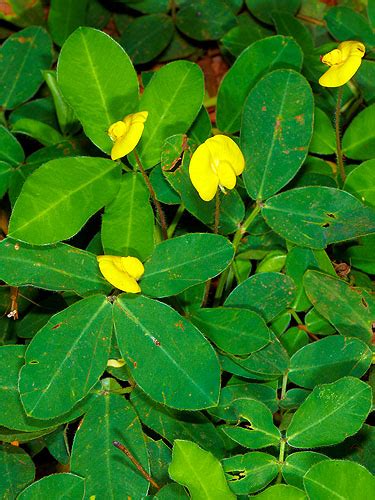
[206, 135, 245, 175]
[217, 160, 237, 189]
[338, 41, 365, 60]
[120, 256, 144, 280]
[189, 142, 219, 201]
[321, 48, 342, 67]
[97, 255, 141, 293]
[111, 122, 145, 160]
[319, 56, 363, 87]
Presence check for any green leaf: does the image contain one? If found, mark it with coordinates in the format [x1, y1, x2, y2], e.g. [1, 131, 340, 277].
[176, 0, 237, 41]
[289, 336, 372, 389]
[272, 12, 314, 54]
[286, 377, 372, 448]
[208, 383, 278, 419]
[221, 334, 289, 380]
[43, 71, 78, 135]
[216, 35, 303, 133]
[262, 186, 375, 249]
[221, 12, 273, 57]
[48, 0, 88, 46]
[225, 272, 296, 322]
[223, 451, 279, 495]
[0, 445, 35, 499]
[345, 235, 375, 274]
[0, 345, 101, 432]
[120, 0, 169, 14]
[58, 27, 139, 153]
[241, 69, 314, 201]
[137, 61, 204, 168]
[253, 484, 307, 499]
[71, 387, 149, 498]
[0, 27, 53, 110]
[343, 103, 375, 160]
[18, 473, 85, 500]
[113, 294, 220, 410]
[304, 270, 374, 344]
[245, 0, 301, 24]
[344, 159, 375, 208]
[0, 125, 24, 166]
[0, 238, 110, 296]
[19, 295, 112, 419]
[279, 327, 309, 357]
[101, 173, 154, 260]
[309, 107, 336, 155]
[191, 307, 270, 355]
[354, 60, 375, 104]
[282, 451, 329, 490]
[304, 460, 375, 500]
[141, 233, 234, 298]
[285, 247, 334, 312]
[11, 118, 64, 146]
[120, 14, 174, 64]
[8, 157, 121, 245]
[0, 161, 13, 198]
[222, 398, 281, 449]
[325, 6, 375, 50]
[168, 440, 236, 499]
[131, 388, 227, 458]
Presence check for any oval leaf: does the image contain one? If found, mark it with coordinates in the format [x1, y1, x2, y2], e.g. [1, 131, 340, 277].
[0, 238, 110, 296]
[304, 270, 374, 344]
[217, 35, 303, 133]
[191, 307, 270, 355]
[137, 61, 204, 168]
[19, 295, 113, 419]
[113, 294, 220, 410]
[168, 440, 235, 499]
[58, 27, 139, 153]
[287, 377, 372, 448]
[289, 336, 372, 389]
[241, 69, 313, 201]
[262, 186, 375, 249]
[8, 157, 121, 245]
[71, 388, 149, 499]
[225, 272, 296, 322]
[0, 445, 35, 499]
[0, 27, 53, 110]
[141, 233, 234, 298]
[101, 173, 154, 260]
[304, 460, 375, 500]
[18, 473, 85, 500]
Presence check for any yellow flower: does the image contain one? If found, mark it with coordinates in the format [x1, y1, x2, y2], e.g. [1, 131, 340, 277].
[97, 255, 144, 293]
[319, 41, 365, 88]
[189, 135, 245, 202]
[108, 111, 148, 160]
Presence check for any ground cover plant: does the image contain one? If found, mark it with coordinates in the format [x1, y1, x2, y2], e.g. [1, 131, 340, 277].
[0, 0, 375, 498]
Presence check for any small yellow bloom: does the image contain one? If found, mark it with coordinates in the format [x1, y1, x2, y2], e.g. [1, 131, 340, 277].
[319, 41, 365, 88]
[189, 135, 245, 202]
[97, 255, 144, 293]
[108, 111, 148, 160]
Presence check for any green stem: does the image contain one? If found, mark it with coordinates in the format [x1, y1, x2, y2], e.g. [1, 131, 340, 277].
[214, 203, 261, 304]
[214, 190, 220, 235]
[335, 86, 346, 183]
[276, 438, 287, 483]
[167, 204, 185, 238]
[290, 309, 303, 325]
[134, 149, 168, 240]
[232, 203, 261, 252]
[280, 371, 289, 401]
